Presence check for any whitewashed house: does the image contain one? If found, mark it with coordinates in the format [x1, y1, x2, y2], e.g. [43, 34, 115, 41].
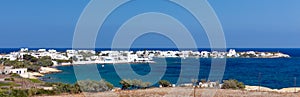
[3, 54, 17, 61]
[3, 66, 27, 75]
[48, 49, 57, 53]
[227, 49, 239, 57]
[52, 54, 68, 60]
[200, 51, 210, 58]
[20, 48, 29, 52]
[38, 49, 47, 52]
[127, 54, 138, 62]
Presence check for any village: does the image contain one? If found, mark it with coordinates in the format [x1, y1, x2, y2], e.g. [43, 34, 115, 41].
[0, 48, 296, 96]
[0, 48, 291, 79]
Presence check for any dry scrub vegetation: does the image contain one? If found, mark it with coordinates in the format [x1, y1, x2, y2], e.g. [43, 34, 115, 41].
[38, 87, 300, 97]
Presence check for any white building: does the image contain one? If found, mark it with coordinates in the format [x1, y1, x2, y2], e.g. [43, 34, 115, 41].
[78, 50, 96, 55]
[200, 51, 210, 58]
[48, 49, 57, 53]
[75, 55, 84, 61]
[246, 51, 256, 55]
[67, 50, 77, 54]
[181, 51, 191, 58]
[127, 54, 138, 62]
[3, 66, 27, 75]
[20, 48, 29, 52]
[3, 54, 17, 61]
[38, 49, 47, 52]
[227, 49, 239, 57]
[161, 51, 178, 58]
[53, 54, 69, 60]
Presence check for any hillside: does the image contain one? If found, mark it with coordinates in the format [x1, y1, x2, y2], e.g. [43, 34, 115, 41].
[37, 87, 300, 97]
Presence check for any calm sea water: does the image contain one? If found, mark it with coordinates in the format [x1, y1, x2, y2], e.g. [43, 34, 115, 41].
[2, 48, 300, 89]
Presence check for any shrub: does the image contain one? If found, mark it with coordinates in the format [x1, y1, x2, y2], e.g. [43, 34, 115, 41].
[35, 89, 56, 95]
[23, 55, 38, 62]
[120, 79, 131, 90]
[77, 80, 113, 92]
[43, 82, 81, 94]
[140, 82, 151, 89]
[0, 82, 16, 87]
[11, 89, 29, 97]
[200, 79, 207, 83]
[55, 59, 72, 64]
[4, 78, 14, 81]
[221, 79, 245, 89]
[28, 79, 43, 83]
[103, 80, 114, 90]
[70, 83, 81, 94]
[37, 56, 53, 67]
[0, 82, 81, 96]
[55, 83, 72, 94]
[120, 79, 151, 90]
[11, 73, 21, 78]
[27, 88, 38, 96]
[158, 80, 171, 87]
[27, 65, 41, 72]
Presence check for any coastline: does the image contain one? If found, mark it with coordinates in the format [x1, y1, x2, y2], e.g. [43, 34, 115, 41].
[37, 65, 299, 91]
[54, 61, 156, 67]
[2, 48, 297, 94]
[54, 57, 289, 67]
[35, 87, 300, 97]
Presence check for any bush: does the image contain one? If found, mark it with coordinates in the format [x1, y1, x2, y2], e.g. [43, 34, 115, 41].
[28, 79, 43, 83]
[55, 59, 72, 64]
[70, 83, 81, 94]
[221, 79, 245, 89]
[103, 80, 114, 90]
[77, 80, 113, 92]
[158, 80, 171, 87]
[200, 79, 207, 83]
[36, 56, 53, 67]
[0, 86, 29, 96]
[0, 82, 16, 87]
[120, 79, 151, 90]
[35, 89, 56, 95]
[120, 79, 131, 90]
[0, 82, 81, 96]
[11, 73, 21, 78]
[27, 65, 41, 72]
[23, 55, 38, 62]
[43, 82, 81, 94]
[57, 83, 70, 93]
[4, 78, 14, 81]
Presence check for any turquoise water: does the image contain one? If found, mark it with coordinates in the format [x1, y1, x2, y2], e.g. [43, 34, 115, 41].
[41, 58, 300, 89]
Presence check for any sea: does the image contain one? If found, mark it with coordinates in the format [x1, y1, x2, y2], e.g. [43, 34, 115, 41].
[1, 48, 300, 89]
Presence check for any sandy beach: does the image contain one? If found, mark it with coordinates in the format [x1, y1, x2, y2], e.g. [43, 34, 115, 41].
[39, 67, 62, 74]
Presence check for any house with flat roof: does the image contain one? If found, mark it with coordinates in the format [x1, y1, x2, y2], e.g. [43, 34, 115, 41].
[2, 66, 28, 75]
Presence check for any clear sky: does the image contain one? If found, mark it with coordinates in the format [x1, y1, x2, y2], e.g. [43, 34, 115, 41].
[0, 0, 299, 48]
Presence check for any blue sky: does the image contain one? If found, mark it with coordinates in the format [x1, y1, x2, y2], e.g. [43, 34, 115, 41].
[0, 0, 299, 48]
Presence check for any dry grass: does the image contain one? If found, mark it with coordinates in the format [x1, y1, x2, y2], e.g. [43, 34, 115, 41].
[37, 87, 300, 97]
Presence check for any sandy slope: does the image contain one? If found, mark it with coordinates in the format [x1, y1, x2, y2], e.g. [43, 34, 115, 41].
[36, 87, 300, 97]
